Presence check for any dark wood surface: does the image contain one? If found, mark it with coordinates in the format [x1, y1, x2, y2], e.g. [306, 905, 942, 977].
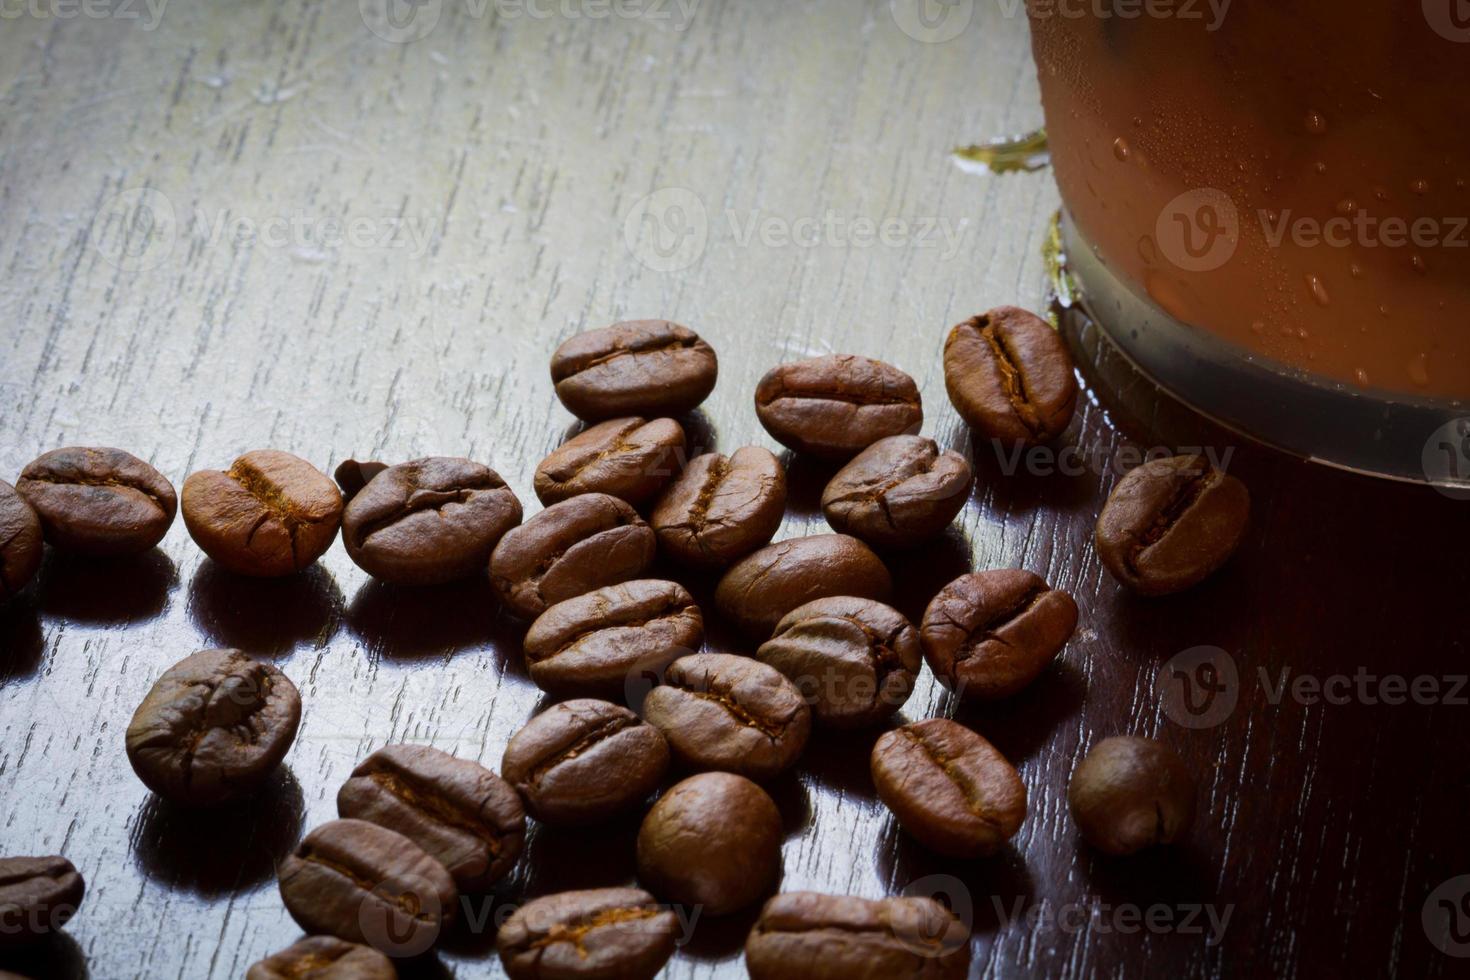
[3, 3, 1469, 978]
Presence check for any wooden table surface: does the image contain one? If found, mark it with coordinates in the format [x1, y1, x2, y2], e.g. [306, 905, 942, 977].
[3, 2, 1468, 978]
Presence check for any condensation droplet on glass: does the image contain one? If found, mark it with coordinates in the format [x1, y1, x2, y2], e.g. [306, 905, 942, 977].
[1349, 263, 1363, 279]
[1112, 137, 1131, 162]
[1411, 253, 1427, 275]
[1306, 274, 1330, 307]
[1410, 177, 1430, 195]
[1305, 110, 1328, 135]
[1250, 320, 1265, 335]
[1335, 198, 1357, 216]
[1354, 368, 1369, 386]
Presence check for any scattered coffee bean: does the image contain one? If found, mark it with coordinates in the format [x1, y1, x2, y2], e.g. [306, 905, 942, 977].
[182, 449, 343, 577]
[246, 936, 396, 980]
[715, 534, 891, 639]
[1095, 453, 1250, 596]
[523, 580, 703, 700]
[501, 699, 669, 826]
[16, 447, 176, 556]
[758, 597, 920, 728]
[650, 447, 785, 568]
[642, 653, 811, 780]
[636, 772, 782, 916]
[745, 891, 971, 980]
[498, 887, 678, 980]
[943, 306, 1077, 445]
[489, 493, 657, 619]
[551, 320, 718, 421]
[754, 355, 923, 460]
[920, 569, 1078, 700]
[0, 856, 85, 950]
[1069, 736, 1196, 855]
[334, 459, 390, 504]
[870, 718, 1026, 857]
[534, 417, 686, 506]
[342, 457, 523, 586]
[125, 649, 302, 807]
[0, 480, 43, 601]
[820, 435, 971, 549]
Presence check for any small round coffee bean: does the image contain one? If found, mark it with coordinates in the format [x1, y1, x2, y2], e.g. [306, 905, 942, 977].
[1096, 453, 1250, 596]
[278, 818, 458, 957]
[551, 320, 718, 421]
[16, 447, 176, 556]
[125, 649, 302, 807]
[870, 718, 1026, 858]
[342, 457, 523, 586]
[246, 936, 396, 980]
[0, 480, 43, 601]
[502, 699, 670, 826]
[334, 459, 390, 504]
[1069, 736, 1196, 856]
[534, 417, 686, 507]
[498, 887, 678, 980]
[650, 447, 785, 569]
[522, 580, 703, 700]
[489, 493, 657, 620]
[182, 449, 342, 577]
[715, 534, 891, 639]
[758, 597, 920, 728]
[745, 892, 971, 980]
[642, 653, 811, 780]
[920, 569, 1078, 700]
[943, 306, 1078, 445]
[636, 773, 782, 916]
[754, 355, 923, 460]
[820, 435, 971, 549]
[0, 856, 85, 950]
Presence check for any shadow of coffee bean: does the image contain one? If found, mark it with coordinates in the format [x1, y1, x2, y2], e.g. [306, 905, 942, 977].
[0, 930, 89, 979]
[677, 409, 718, 460]
[873, 819, 1035, 938]
[36, 548, 177, 626]
[346, 576, 520, 662]
[1077, 836, 1218, 910]
[513, 810, 642, 897]
[762, 771, 811, 838]
[885, 528, 974, 625]
[780, 454, 841, 520]
[389, 954, 456, 980]
[799, 726, 884, 803]
[187, 560, 342, 657]
[0, 600, 45, 683]
[675, 899, 762, 963]
[949, 660, 1087, 767]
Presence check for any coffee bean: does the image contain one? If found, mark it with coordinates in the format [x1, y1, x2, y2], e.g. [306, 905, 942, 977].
[125, 649, 302, 806]
[0, 856, 85, 950]
[820, 435, 971, 549]
[870, 718, 1026, 857]
[715, 534, 891, 639]
[642, 653, 811, 780]
[1095, 453, 1250, 596]
[489, 493, 657, 619]
[650, 447, 786, 569]
[246, 936, 396, 980]
[337, 744, 526, 891]
[1069, 736, 1196, 855]
[551, 320, 718, 421]
[0, 480, 43, 602]
[754, 355, 923, 460]
[334, 459, 390, 503]
[636, 773, 782, 916]
[278, 818, 458, 957]
[745, 891, 971, 980]
[920, 570, 1078, 700]
[15, 447, 176, 556]
[501, 699, 669, 826]
[758, 597, 920, 728]
[534, 417, 686, 506]
[943, 306, 1078, 445]
[498, 887, 678, 980]
[342, 457, 523, 586]
[182, 450, 343, 577]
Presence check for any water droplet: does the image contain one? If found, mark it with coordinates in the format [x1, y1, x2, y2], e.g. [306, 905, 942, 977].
[1306, 275, 1331, 307]
[1305, 110, 1328, 135]
[1354, 368, 1370, 386]
[1408, 353, 1430, 387]
[1349, 263, 1363, 279]
[1410, 177, 1430, 195]
[1313, 161, 1328, 174]
[1335, 198, 1357, 216]
[1112, 137, 1131, 162]
[1411, 253, 1428, 275]
[1250, 320, 1266, 335]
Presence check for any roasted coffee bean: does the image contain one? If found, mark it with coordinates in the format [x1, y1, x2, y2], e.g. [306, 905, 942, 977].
[0, 856, 85, 950]
[15, 447, 176, 556]
[1096, 454, 1250, 596]
[820, 436, 971, 549]
[551, 320, 718, 421]
[490, 493, 657, 619]
[0, 480, 43, 601]
[754, 355, 923, 460]
[636, 773, 782, 916]
[246, 936, 396, 980]
[498, 887, 678, 980]
[870, 718, 1026, 858]
[278, 819, 458, 957]
[920, 569, 1078, 700]
[337, 744, 525, 890]
[745, 892, 971, 980]
[1069, 736, 1196, 855]
[943, 306, 1078, 445]
[715, 534, 891, 639]
[502, 700, 669, 826]
[125, 649, 302, 806]
[182, 449, 342, 577]
[534, 417, 686, 506]
[642, 653, 811, 780]
[758, 597, 920, 728]
[522, 580, 703, 700]
[650, 447, 786, 568]
[342, 457, 523, 586]
[334, 459, 390, 503]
